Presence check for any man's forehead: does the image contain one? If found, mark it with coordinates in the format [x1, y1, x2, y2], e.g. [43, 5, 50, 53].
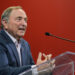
[10, 9, 27, 17]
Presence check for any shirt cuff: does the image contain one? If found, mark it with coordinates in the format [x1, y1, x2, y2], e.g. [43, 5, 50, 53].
[31, 65, 38, 75]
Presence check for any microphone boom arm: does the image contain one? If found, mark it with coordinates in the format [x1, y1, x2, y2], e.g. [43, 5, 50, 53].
[45, 32, 75, 43]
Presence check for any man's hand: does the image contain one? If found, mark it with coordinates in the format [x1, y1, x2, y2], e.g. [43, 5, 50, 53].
[36, 52, 52, 65]
[36, 52, 55, 73]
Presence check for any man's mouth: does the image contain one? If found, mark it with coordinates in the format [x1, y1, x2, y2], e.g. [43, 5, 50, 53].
[18, 28, 25, 30]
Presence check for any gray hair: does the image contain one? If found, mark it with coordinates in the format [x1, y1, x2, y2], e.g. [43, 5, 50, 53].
[1, 6, 22, 29]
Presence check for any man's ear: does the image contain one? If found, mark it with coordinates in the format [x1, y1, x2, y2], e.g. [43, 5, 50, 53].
[2, 19, 8, 29]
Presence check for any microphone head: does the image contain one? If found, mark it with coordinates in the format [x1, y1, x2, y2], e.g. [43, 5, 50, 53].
[45, 32, 51, 36]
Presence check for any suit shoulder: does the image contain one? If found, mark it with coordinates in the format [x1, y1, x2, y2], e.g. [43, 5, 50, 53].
[0, 34, 6, 44]
[21, 38, 29, 45]
[21, 38, 30, 50]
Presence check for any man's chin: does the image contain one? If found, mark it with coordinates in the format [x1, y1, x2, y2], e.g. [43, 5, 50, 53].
[18, 34, 25, 37]
[16, 32, 25, 38]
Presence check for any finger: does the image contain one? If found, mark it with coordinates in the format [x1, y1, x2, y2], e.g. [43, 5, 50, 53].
[52, 64, 55, 69]
[52, 64, 55, 71]
[43, 53, 47, 58]
[51, 59, 55, 64]
[50, 64, 55, 71]
[37, 52, 42, 61]
[47, 54, 52, 60]
[43, 53, 47, 60]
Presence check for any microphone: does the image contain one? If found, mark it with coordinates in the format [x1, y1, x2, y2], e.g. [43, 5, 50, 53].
[45, 32, 75, 43]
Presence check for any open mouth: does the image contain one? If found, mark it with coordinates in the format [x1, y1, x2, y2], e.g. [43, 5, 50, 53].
[18, 28, 25, 30]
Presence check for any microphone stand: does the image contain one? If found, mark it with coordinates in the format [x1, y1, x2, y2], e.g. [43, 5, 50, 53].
[45, 32, 75, 43]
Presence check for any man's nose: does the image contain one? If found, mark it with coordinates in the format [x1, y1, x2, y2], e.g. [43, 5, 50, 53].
[21, 19, 27, 27]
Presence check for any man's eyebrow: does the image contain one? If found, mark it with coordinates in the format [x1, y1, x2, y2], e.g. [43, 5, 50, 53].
[16, 16, 22, 19]
[16, 16, 27, 19]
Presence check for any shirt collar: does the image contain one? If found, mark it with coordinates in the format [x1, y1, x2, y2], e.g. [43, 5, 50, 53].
[5, 30, 18, 44]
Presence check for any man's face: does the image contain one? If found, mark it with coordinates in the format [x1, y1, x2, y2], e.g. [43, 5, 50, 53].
[4, 9, 27, 39]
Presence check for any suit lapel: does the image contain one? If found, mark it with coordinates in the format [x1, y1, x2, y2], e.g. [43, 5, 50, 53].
[0, 30, 20, 66]
[20, 39, 27, 66]
[8, 43, 20, 66]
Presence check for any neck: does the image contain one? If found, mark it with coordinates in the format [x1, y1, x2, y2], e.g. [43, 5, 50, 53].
[5, 29, 21, 43]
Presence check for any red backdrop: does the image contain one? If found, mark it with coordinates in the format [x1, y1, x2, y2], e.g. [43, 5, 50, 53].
[0, 0, 75, 63]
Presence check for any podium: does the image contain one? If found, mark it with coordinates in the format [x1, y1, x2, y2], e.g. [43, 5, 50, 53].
[19, 51, 75, 75]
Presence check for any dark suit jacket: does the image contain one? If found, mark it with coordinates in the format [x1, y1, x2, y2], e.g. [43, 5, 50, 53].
[0, 30, 35, 75]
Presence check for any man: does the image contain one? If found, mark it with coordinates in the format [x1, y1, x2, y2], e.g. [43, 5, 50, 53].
[0, 6, 54, 75]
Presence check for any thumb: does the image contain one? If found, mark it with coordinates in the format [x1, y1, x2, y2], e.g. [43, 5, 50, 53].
[37, 52, 42, 61]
